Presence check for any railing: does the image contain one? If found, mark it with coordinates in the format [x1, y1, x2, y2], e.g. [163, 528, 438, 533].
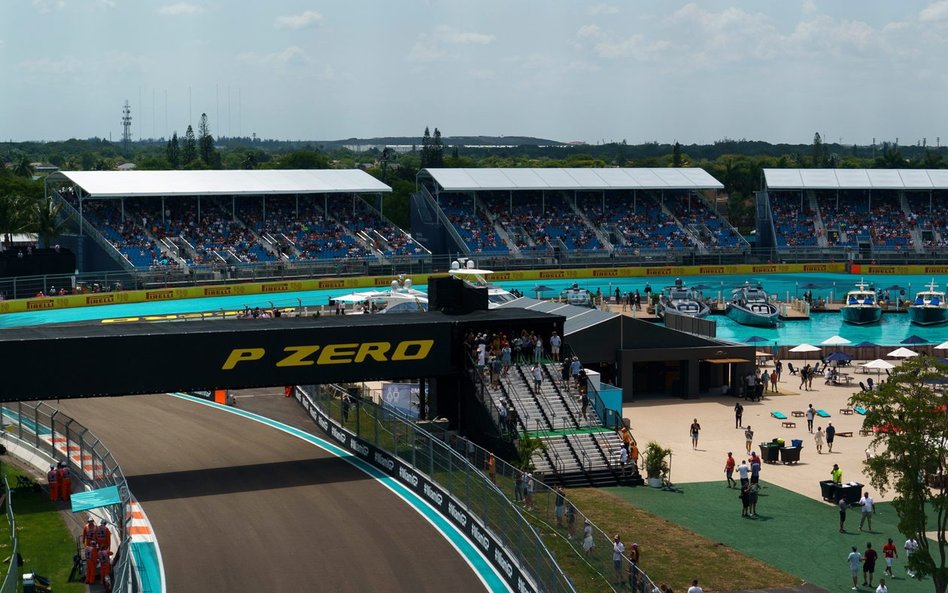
[300, 383, 658, 593]
[0, 401, 137, 593]
[418, 186, 471, 255]
[52, 191, 137, 272]
[0, 476, 18, 593]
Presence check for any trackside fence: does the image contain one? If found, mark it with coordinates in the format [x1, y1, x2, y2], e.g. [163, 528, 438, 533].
[298, 384, 659, 593]
[1, 475, 18, 593]
[0, 402, 137, 592]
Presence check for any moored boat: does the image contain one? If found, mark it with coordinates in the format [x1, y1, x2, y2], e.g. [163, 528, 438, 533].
[657, 278, 710, 319]
[725, 282, 779, 327]
[908, 279, 948, 326]
[841, 280, 882, 325]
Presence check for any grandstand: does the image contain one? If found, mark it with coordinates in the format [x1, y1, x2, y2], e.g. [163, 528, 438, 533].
[411, 167, 737, 261]
[759, 168, 948, 256]
[45, 170, 432, 274]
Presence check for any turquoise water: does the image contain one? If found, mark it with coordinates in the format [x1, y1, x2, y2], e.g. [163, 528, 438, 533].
[3, 272, 947, 346]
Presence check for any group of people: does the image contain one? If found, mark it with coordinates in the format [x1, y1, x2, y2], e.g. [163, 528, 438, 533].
[81, 516, 114, 589]
[724, 451, 762, 517]
[846, 535, 914, 592]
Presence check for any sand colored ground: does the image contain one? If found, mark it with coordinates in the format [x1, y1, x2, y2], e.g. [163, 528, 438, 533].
[623, 363, 892, 503]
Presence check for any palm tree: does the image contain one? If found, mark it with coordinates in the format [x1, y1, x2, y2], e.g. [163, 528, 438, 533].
[12, 155, 34, 178]
[0, 193, 32, 245]
[32, 197, 68, 248]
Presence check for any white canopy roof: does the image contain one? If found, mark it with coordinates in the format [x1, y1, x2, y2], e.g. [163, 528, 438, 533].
[788, 343, 821, 353]
[424, 167, 723, 191]
[764, 168, 948, 190]
[51, 169, 391, 198]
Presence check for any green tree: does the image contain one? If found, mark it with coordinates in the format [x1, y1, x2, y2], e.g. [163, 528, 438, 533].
[850, 355, 948, 593]
[198, 113, 217, 167]
[672, 142, 683, 167]
[271, 149, 328, 169]
[12, 155, 34, 178]
[420, 126, 433, 168]
[0, 193, 32, 244]
[31, 196, 68, 248]
[811, 132, 824, 167]
[431, 127, 444, 167]
[182, 125, 197, 165]
[166, 132, 180, 169]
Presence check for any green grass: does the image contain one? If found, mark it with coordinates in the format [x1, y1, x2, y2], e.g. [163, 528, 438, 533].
[605, 480, 935, 593]
[2, 464, 84, 593]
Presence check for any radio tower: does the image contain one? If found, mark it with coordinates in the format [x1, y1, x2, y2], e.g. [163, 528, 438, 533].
[121, 100, 133, 154]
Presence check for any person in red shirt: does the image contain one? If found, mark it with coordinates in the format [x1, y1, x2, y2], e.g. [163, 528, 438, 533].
[58, 462, 72, 503]
[863, 542, 879, 588]
[98, 547, 113, 592]
[882, 538, 898, 577]
[82, 518, 97, 546]
[84, 540, 98, 585]
[46, 465, 59, 502]
[95, 520, 112, 552]
[724, 452, 736, 488]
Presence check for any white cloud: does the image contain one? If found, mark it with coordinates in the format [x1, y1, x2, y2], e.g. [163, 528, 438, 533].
[920, 0, 948, 22]
[274, 10, 323, 30]
[801, 0, 817, 15]
[156, 3, 205, 16]
[31, 0, 65, 13]
[97, 0, 116, 7]
[18, 56, 82, 74]
[407, 25, 495, 63]
[238, 46, 312, 66]
[588, 4, 619, 16]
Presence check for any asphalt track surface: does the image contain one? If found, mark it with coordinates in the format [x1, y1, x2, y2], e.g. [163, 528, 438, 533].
[53, 391, 489, 593]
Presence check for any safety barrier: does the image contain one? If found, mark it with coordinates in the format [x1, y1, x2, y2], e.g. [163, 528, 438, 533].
[0, 402, 139, 592]
[0, 476, 18, 593]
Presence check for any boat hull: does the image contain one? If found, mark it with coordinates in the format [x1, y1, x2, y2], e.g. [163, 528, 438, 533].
[908, 306, 948, 326]
[841, 306, 882, 325]
[725, 304, 779, 327]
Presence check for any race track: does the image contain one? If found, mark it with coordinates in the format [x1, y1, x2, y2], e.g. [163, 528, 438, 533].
[54, 391, 489, 593]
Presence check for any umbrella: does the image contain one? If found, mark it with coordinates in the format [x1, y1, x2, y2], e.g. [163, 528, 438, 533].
[901, 335, 928, 345]
[888, 347, 919, 359]
[936, 341, 948, 351]
[826, 351, 853, 362]
[744, 336, 769, 344]
[532, 284, 555, 297]
[862, 359, 895, 373]
[853, 341, 879, 348]
[799, 283, 823, 290]
[755, 351, 773, 357]
[821, 335, 852, 346]
[691, 284, 712, 291]
[789, 343, 821, 353]
[882, 285, 906, 292]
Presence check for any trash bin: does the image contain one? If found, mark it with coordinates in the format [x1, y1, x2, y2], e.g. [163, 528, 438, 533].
[779, 446, 801, 464]
[791, 439, 803, 448]
[820, 479, 837, 501]
[759, 443, 780, 463]
[837, 482, 863, 504]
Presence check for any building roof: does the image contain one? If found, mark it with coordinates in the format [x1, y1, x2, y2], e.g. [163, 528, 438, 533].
[49, 169, 391, 198]
[764, 168, 948, 190]
[496, 297, 617, 335]
[422, 167, 723, 191]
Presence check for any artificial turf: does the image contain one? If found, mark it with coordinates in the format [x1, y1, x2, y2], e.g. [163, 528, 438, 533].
[606, 481, 934, 593]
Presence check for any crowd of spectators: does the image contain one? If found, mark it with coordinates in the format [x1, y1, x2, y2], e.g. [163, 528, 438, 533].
[664, 193, 743, 248]
[438, 194, 509, 253]
[486, 193, 600, 251]
[769, 192, 819, 247]
[583, 193, 694, 251]
[907, 192, 948, 249]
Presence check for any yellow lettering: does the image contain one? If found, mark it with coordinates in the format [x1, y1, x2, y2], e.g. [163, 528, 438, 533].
[276, 345, 320, 367]
[222, 348, 265, 370]
[354, 342, 391, 363]
[391, 340, 434, 361]
[317, 343, 358, 365]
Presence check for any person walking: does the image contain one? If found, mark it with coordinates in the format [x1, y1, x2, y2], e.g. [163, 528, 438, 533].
[859, 491, 875, 532]
[95, 519, 111, 552]
[800, 365, 809, 391]
[82, 517, 97, 547]
[514, 469, 524, 503]
[531, 364, 543, 393]
[554, 486, 566, 527]
[839, 497, 849, 533]
[744, 425, 754, 454]
[524, 472, 535, 511]
[487, 453, 497, 484]
[724, 452, 737, 488]
[690, 418, 701, 450]
[905, 537, 919, 577]
[98, 546, 113, 591]
[775, 359, 783, 382]
[876, 578, 888, 593]
[740, 484, 751, 517]
[806, 404, 816, 433]
[815, 426, 825, 454]
[750, 455, 761, 485]
[848, 546, 863, 590]
[84, 540, 99, 585]
[748, 482, 760, 517]
[770, 369, 778, 392]
[863, 542, 879, 587]
[628, 544, 641, 592]
[761, 369, 771, 393]
[549, 331, 561, 362]
[882, 538, 898, 577]
[734, 402, 744, 428]
[582, 519, 594, 555]
[826, 422, 837, 453]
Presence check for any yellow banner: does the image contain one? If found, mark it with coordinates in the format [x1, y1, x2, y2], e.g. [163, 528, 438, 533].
[0, 263, 848, 316]
[853, 264, 948, 275]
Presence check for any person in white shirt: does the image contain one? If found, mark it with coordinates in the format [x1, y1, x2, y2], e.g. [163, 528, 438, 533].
[875, 578, 888, 593]
[549, 332, 562, 361]
[687, 579, 703, 593]
[847, 546, 863, 590]
[905, 537, 919, 577]
[531, 364, 543, 392]
[612, 535, 625, 583]
[859, 491, 875, 531]
[737, 459, 750, 488]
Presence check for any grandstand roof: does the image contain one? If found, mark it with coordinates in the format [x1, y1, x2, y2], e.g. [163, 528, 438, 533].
[496, 296, 616, 335]
[422, 167, 723, 191]
[49, 169, 391, 198]
[764, 168, 948, 190]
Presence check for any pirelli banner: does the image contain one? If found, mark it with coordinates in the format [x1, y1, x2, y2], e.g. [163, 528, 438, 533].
[296, 390, 540, 593]
[852, 264, 948, 275]
[0, 314, 457, 401]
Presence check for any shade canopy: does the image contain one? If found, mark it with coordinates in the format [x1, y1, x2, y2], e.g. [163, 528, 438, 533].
[887, 347, 920, 358]
[935, 341, 948, 350]
[853, 341, 879, 348]
[744, 336, 770, 344]
[862, 359, 895, 370]
[423, 167, 724, 192]
[789, 343, 821, 353]
[901, 335, 929, 345]
[826, 351, 853, 362]
[764, 168, 948, 190]
[821, 335, 851, 346]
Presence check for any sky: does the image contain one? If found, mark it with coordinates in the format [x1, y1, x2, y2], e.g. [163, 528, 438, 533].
[2, 0, 947, 145]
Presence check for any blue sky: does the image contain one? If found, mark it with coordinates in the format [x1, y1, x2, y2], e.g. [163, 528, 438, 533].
[2, 1, 947, 145]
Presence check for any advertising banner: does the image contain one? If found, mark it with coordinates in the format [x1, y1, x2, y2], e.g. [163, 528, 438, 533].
[381, 383, 421, 419]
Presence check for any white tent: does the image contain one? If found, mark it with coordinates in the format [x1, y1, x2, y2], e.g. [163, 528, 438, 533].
[934, 341, 948, 350]
[887, 347, 919, 359]
[821, 335, 851, 346]
[789, 343, 821, 353]
[862, 359, 895, 370]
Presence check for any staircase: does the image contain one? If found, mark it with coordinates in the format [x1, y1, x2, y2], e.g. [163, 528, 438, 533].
[807, 191, 829, 248]
[572, 203, 612, 251]
[901, 194, 927, 253]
